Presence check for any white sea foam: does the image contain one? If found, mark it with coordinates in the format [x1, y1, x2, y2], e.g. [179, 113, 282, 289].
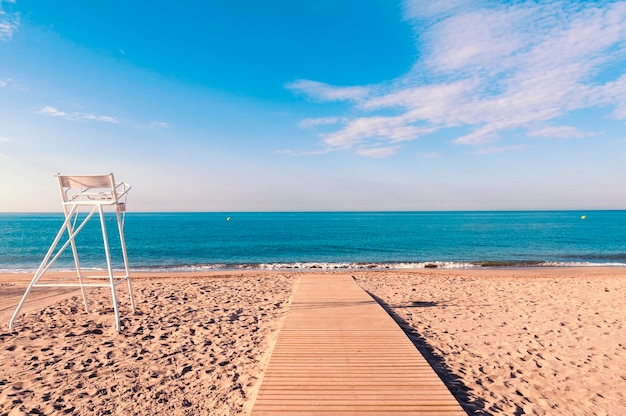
[3, 261, 625, 274]
[539, 261, 626, 268]
[133, 260, 626, 271]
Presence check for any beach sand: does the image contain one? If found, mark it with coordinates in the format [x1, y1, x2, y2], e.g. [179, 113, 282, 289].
[0, 272, 297, 416]
[1, 268, 625, 415]
[356, 268, 626, 415]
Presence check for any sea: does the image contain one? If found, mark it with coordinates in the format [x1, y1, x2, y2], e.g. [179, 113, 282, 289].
[1, 211, 625, 273]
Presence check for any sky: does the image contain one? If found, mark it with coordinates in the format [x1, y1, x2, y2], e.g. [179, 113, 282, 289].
[1, 0, 626, 212]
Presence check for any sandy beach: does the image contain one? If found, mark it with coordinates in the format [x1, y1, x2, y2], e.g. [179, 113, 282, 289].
[1, 268, 625, 415]
[0, 272, 297, 415]
[356, 268, 626, 415]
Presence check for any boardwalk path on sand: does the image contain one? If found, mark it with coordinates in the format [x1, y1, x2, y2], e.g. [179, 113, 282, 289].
[250, 274, 466, 415]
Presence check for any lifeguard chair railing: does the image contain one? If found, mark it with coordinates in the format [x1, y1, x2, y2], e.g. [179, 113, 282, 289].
[9, 173, 136, 332]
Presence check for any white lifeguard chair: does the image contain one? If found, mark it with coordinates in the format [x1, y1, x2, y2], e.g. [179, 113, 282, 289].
[9, 173, 136, 332]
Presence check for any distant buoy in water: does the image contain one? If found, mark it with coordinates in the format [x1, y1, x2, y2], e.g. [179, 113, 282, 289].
[226, 217, 231, 221]
[581, 215, 586, 220]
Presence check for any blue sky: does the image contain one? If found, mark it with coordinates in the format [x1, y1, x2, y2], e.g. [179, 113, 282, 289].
[1, 0, 626, 212]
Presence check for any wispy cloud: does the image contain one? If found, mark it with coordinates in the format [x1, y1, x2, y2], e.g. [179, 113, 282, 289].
[0, 77, 27, 91]
[288, 0, 626, 157]
[298, 116, 345, 129]
[0, 0, 19, 42]
[134, 120, 170, 129]
[597, 73, 626, 118]
[272, 148, 331, 157]
[321, 116, 435, 149]
[527, 125, 598, 139]
[419, 151, 442, 159]
[0, 135, 14, 142]
[472, 145, 525, 156]
[286, 80, 370, 102]
[356, 146, 400, 158]
[38, 106, 120, 124]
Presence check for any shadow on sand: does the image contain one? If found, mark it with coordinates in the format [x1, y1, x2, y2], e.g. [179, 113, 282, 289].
[365, 290, 494, 416]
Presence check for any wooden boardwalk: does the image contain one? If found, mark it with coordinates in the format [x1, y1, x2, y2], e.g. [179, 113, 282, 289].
[250, 274, 466, 416]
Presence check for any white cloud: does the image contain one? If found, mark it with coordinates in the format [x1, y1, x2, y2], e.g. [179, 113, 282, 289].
[403, 0, 471, 20]
[528, 126, 597, 139]
[360, 80, 475, 114]
[0, 20, 18, 41]
[298, 117, 344, 128]
[0, 77, 26, 91]
[136, 121, 169, 129]
[321, 115, 434, 149]
[419, 151, 441, 159]
[84, 114, 118, 123]
[149, 121, 169, 128]
[38, 106, 120, 124]
[356, 146, 400, 158]
[472, 145, 525, 155]
[272, 148, 331, 157]
[39, 106, 67, 117]
[595, 73, 626, 118]
[424, 6, 532, 74]
[289, 0, 626, 157]
[0, 0, 19, 42]
[286, 79, 370, 102]
[0, 135, 14, 142]
[454, 125, 500, 145]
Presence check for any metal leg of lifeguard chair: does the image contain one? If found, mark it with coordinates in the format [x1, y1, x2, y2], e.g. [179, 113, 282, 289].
[64, 206, 90, 313]
[98, 205, 123, 333]
[9, 205, 95, 330]
[8, 223, 70, 330]
[116, 207, 136, 314]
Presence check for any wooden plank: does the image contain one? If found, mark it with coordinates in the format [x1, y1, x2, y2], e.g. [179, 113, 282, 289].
[250, 275, 466, 416]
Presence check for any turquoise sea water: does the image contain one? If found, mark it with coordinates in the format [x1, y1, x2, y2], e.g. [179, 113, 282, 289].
[1, 211, 625, 272]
